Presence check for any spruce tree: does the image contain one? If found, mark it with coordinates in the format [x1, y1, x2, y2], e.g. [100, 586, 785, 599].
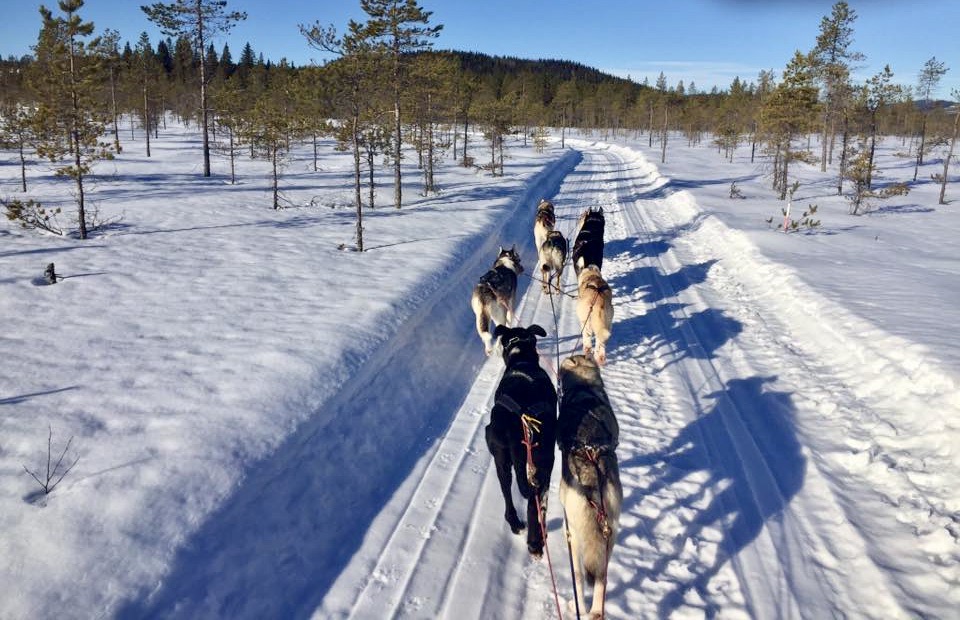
[31, 0, 114, 239]
[141, 0, 246, 177]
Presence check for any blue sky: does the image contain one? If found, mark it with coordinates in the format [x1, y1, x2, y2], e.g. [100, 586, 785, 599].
[2, 0, 958, 95]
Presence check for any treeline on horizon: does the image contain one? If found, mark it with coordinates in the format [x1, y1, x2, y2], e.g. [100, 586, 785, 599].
[1, 0, 958, 246]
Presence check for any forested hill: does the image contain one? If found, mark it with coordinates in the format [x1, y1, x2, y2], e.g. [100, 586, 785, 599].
[441, 50, 640, 88]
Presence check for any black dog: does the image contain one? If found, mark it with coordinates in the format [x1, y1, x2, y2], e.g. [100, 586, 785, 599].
[572, 207, 605, 276]
[485, 324, 558, 557]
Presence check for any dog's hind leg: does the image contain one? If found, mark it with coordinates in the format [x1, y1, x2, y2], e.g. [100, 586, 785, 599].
[485, 423, 525, 534]
[472, 295, 493, 355]
[561, 479, 590, 614]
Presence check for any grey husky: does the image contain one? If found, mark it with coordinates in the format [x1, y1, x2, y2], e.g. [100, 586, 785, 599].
[471, 246, 524, 355]
[558, 354, 622, 619]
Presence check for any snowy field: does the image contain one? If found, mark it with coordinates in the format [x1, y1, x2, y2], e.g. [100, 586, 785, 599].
[1, 120, 958, 619]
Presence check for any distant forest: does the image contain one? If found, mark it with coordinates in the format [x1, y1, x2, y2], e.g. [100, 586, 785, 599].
[1, 0, 957, 245]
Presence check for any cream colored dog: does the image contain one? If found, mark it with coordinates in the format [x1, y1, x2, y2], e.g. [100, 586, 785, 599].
[576, 265, 613, 365]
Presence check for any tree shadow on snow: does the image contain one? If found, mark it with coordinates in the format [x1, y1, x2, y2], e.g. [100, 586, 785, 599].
[617, 375, 806, 616]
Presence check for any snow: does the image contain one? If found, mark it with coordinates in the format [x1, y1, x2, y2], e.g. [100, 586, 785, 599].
[1, 120, 958, 619]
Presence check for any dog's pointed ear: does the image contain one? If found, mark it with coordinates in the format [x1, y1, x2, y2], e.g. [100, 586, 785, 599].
[493, 325, 508, 339]
[498, 245, 504, 254]
[529, 324, 547, 338]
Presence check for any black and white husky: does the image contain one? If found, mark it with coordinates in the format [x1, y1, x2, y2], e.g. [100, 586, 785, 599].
[539, 229, 567, 294]
[485, 324, 558, 558]
[558, 354, 622, 619]
[471, 246, 524, 355]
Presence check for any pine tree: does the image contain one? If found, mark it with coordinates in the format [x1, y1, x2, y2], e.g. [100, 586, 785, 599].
[759, 52, 820, 200]
[133, 31, 158, 156]
[302, 17, 388, 249]
[0, 105, 35, 192]
[553, 80, 577, 149]
[406, 53, 456, 194]
[141, 0, 247, 177]
[938, 88, 959, 204]
[31, 0, 114, 239]
[863, 65, 900, 189]
[95, 28, 123, 153]
[913, 57, 948, 180]
[811, 1, 863, 171]
[246, 70, 300, 210]
[353, 0, 442, 209]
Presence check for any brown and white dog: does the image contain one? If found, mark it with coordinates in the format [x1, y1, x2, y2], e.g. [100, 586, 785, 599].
[539, 229, 567, 294]
[471, 246, 524, 355]
[557, 354, 621, 620]
[533, 198, 556, 253]
[576, 265, 613, 365]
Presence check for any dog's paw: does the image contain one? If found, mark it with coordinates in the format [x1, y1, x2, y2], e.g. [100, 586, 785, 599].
[509, 520, 526, 534]
[527, 542, 543, 559]
[566, 599, 589, 615]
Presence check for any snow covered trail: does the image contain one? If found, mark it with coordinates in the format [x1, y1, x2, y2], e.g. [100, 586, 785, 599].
[320, 142, 960, 619]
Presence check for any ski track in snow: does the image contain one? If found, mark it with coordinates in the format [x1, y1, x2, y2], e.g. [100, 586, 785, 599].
[319, 142, 960, 619]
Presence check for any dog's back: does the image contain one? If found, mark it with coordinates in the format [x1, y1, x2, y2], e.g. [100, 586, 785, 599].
[558, 354, 622, 615]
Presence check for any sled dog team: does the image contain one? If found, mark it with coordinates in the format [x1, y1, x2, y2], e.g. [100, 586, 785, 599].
[470, 198, 620, 619]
